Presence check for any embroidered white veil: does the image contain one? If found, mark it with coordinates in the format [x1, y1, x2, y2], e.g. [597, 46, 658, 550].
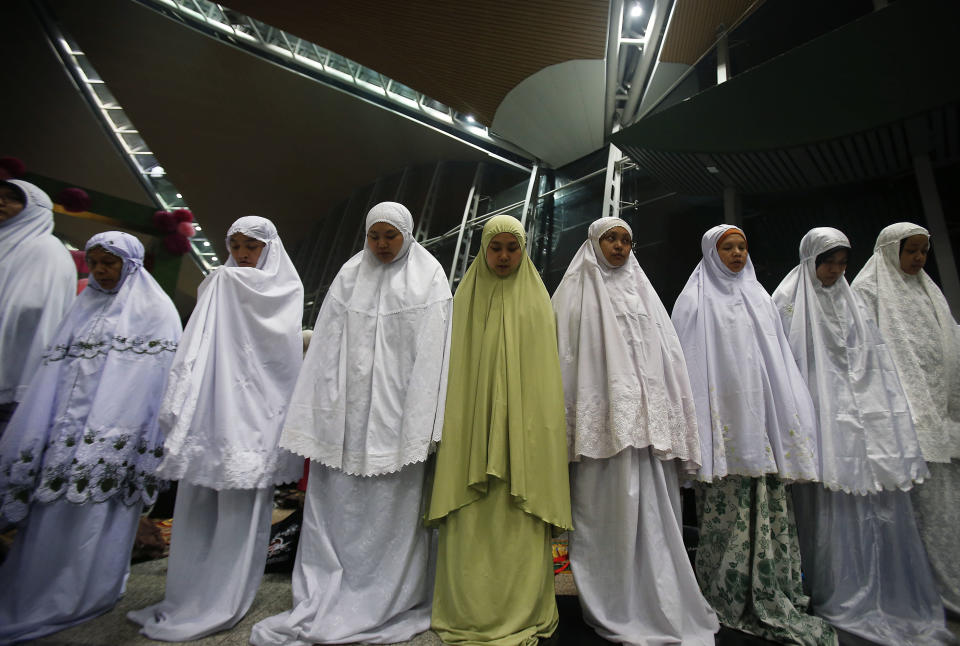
[0, 232, 181, 522]
[772, 227, 927, 492]
[552, 217, 701, 470]
[671, 224, 820, 482]
[281, 202, 452, 475]
[851, 222, 960, 462]
[0, 180, 75, 403]
[156, 216, 305, 489]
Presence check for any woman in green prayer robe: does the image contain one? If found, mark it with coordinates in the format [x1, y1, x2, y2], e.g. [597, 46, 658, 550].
[427, 214, 573, 646]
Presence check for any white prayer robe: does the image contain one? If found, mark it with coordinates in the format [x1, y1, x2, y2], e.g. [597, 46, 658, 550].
[0, 180, 74, 407]
[129, 216, 303, 641]
[852, 221, 960, 614]
[774, 227, 950, 644]
[553, 217, 718, 645]
[252, 202, 450, 645]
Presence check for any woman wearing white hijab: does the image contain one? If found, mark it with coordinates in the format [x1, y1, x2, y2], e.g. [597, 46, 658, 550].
[552, 217, 718, 645]
[671, 224, 834, 645]
[0, 179, 75, 433]
[0, 231, 181, 644]
[251, 202, 451, 646]
[128, 216, 304, 641]
[852, 222, 960, 614]
[773, 227, 951, 644]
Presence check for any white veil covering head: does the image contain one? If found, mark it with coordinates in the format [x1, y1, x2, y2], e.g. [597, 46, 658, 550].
[280, 202, 452, 475]
[85, 230, 144, 293]
[155, 215, 305, 489]
[671, 224, 820, 482]
[772, 227, 927, 493]
[0, 179, 75, 403]
[364, 200, 415, 261]
[0, 231, 181, 523]
[552, 217, 701, 471]
[851, 222, 960, 462]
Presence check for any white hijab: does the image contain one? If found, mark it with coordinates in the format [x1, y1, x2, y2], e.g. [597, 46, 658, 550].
[0, 232, 181, 523]
[772, 227, 927, 493]
[156, 216, 305, 489]
[671, 224, 820, 482]
[0, 180, 75, 404]
[851, 222, 960, 463]
[552, 217, 701, 471]
[281, 202, 452, 475]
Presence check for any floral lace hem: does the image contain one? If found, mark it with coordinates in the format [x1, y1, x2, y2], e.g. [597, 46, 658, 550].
[155, 444, 303, 490]
[1, 426, 165, 524]
[566, 380, 700, 465]
[43, 335, 177, 363]
[281, 429, 430, 477]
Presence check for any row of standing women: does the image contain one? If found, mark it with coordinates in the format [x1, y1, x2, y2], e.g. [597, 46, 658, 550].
[0, 178, 957, 645]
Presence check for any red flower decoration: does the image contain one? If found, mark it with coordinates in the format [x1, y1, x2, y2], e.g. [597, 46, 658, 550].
[0, 157, 26, 180]
[177, 221, 196, 238]
[57, 187, 91, 213]
[153, 210, 177, 233]
[70, 250, 89, 274]
[163, 233, 191, 255]
[172, 208, 194, 223]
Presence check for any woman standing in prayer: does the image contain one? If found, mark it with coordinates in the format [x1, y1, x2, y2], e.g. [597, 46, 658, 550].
[0, 232, 181, 644]
[851, 222, 960, 615]
[552, 217, 719, 645]
[772, 226, 952, 644]
[427, 214, 572, 646]
[671, 224, 835, 645]
[0, 179, 75, 434]
[127, 216, 304, 641]
[250, 202, 452, 646]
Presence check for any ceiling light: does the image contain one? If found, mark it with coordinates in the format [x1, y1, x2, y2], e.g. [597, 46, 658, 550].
[630, 3, 643, 17]
[211, 256, 218, 262]
[149, 166, 165, 178]
[203, 241, 211, 247]
[466, 115, 475, 123]
[706, 165, 720, 174]
[176, 193, 182, 198]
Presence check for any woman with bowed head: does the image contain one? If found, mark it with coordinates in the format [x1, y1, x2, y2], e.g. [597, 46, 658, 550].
[251, 202, 452, 645]
[0, 179, 75, 434]
[671, 225, 835, 645]
[0, 232, 181, 643]
[852, 222, 960, 615]
[772, 226, 951, 644]
[551, 217, 718, 645]
[128, 216, 304, 641]
[427, 215, 572, 646]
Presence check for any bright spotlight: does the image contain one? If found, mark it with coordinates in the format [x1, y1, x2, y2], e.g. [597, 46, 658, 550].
[630, 3, 643, 17]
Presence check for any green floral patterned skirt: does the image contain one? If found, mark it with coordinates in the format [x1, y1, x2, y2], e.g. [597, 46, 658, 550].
[695, 475, 836, 646]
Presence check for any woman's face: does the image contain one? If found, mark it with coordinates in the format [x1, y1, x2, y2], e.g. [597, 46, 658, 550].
[899, 234, 929, 275]
[229, 233, 266, 267]
[486, 232, 523, 277]
[86, 246, 124, 291]
[815, 248, 848, 287]
[366, 221, 404, 263]
[0, 185, 25, 223]
[598, 226, 632, 267]
[716, 232, 748, 273]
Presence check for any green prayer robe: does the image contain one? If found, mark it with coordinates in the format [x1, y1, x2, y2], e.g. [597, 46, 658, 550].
[428, 215, 573, 646]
